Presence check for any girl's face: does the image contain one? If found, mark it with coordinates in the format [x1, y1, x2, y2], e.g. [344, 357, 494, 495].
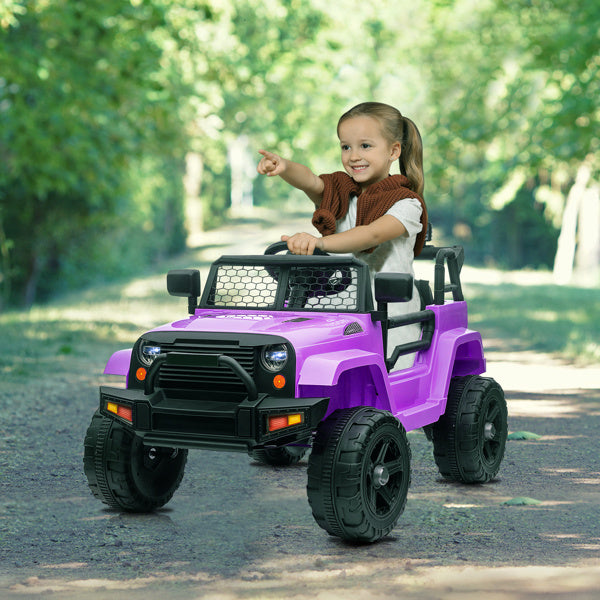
[338, 115, 401, 190]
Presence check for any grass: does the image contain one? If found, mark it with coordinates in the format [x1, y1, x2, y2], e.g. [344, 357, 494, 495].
[0, 262, 187, 384]
[463, 278, 600, 364]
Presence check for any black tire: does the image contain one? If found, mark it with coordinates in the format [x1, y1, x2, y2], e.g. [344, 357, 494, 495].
[83, 411, 187, 512]
[307, 407, 411, 543]
[431, 375, 507, 483]
[251, 442, 309, 466]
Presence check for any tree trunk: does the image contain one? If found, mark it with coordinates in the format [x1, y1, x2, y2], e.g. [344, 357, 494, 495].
[24, 251, 43, 309]
[0, 218, 10, 311]
[228, 135, 255, 215]
[574, 182, 600, 286]
[553, 161, 591, 285]
[184, 152, 204, 246]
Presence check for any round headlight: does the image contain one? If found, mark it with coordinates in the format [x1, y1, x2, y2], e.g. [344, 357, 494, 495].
[139, 342, 162, 366]
[261, 344, 288, 372]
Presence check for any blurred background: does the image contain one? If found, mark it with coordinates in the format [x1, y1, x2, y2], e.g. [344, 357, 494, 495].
[0, 0, 598, 309]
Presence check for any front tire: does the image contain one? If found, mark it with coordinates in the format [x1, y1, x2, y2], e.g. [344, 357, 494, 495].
[307, 407, 411, 543]
[431, 375, 507, 483]
[83, 411, 187, 512]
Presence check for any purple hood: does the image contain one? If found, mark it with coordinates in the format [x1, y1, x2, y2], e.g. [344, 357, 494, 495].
[148, 309, 373, 350]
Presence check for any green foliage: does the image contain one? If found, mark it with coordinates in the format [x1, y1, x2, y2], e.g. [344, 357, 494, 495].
[1, 0, 597, 308]
[201, 163, 231, 230]
[508, 0, 599, 167]
[418, 0, 598, 270]
[490, 188, 559, 270]
[0, 0, 185, 197]
[211, 1, 345, 163]
[502, 497, 542, 506]
[0, 0, 200, 306]
[507, 431, 542, 441]
[451, 184, 559, 270]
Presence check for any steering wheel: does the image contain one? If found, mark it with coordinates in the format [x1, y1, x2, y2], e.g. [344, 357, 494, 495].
[264, 240, 329, 256]
[263, 241, 352, 304]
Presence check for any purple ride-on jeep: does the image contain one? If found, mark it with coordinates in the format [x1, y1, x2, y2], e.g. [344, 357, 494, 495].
[84, 236, 508, 543]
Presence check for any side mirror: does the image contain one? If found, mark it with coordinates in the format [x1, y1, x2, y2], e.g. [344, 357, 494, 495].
[374, 273, 413, 304]
[167, 269, 201, 314]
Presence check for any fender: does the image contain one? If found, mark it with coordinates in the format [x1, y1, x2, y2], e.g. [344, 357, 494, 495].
[103, 348, 133, 376]
[297, 349, 390, 400]
[390, 328, 486, 431]
[428, 328, 485, 416]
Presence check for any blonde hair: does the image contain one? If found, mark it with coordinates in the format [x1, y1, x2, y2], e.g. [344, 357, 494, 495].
[337, 102, 424, 197]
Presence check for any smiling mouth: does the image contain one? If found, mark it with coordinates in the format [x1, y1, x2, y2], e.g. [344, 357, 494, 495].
[351, 165, 368, 172]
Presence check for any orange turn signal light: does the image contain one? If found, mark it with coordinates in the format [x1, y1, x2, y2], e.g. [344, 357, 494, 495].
[136, 367, 147, 381]
[106, 401, 133, 423]
[268, 413, 303, 432]
[273, 374, 286, 389]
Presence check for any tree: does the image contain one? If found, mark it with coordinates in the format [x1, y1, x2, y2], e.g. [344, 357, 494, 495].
[189, 0, 345, 222]
[420, 0, 599, 276]
[0, 0, 204, 306]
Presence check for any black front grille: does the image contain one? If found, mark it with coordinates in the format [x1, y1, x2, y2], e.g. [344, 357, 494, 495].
[157, 341, 256, 399]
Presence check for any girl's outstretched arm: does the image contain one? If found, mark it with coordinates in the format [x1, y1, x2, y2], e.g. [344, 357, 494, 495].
[257, 150, 324, 206]
[282, 214, 407, 255]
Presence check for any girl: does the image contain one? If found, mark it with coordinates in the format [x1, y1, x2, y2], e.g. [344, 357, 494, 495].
[257, 102, 427, 369]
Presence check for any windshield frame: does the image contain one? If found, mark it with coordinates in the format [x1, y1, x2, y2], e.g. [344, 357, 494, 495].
[199, 254, 373, 314]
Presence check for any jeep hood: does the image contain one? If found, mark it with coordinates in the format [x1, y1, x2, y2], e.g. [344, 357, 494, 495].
[148, 309, 368, 348]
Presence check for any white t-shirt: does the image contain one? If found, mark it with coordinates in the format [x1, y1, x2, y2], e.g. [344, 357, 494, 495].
[336, 196, 423, 370]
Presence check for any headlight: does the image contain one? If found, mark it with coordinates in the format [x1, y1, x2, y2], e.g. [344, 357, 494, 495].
[261, 344, 288, 372]
[139, 342, 162, 366]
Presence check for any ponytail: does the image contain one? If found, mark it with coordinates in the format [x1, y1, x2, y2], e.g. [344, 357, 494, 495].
[399, 116, 424, 197]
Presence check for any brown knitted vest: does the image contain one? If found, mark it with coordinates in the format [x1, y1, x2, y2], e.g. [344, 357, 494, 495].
[312, 172, 428, 256]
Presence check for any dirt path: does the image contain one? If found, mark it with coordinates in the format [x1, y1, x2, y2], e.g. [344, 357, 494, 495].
[1, 211, 599, 599]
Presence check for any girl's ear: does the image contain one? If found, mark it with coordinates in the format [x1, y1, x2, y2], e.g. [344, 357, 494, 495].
[390, 141, 401, 161]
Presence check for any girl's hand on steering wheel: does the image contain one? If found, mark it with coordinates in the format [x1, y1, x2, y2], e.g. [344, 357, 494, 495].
[281, 233, 325, 256]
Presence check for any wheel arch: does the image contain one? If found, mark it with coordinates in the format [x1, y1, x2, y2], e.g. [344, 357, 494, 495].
[428, 330, 486, 420]
[104, 348, 133, 377]
[451, 336, 486, 378]
[297, 351, 392, 414]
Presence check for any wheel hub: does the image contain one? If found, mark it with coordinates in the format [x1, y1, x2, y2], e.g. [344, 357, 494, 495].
[484, 422, 496, 440]
[373, 464, 390, 488]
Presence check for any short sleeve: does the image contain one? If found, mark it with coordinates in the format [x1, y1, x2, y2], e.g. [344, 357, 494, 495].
[385, 198, 423, 238]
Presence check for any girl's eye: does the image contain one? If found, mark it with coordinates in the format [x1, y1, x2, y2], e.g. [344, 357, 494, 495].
[361, 143, 371, 149]
[341, 144, 350, 151]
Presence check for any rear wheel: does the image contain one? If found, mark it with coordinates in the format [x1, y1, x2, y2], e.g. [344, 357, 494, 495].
[307, 407, 411, 543]
[431, 375, 507, 483]
[83, 411, 187, 511]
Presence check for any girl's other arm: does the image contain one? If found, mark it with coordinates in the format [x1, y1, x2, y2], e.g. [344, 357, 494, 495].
[282, 214, 407, 255]
[257, 150, 324, 206]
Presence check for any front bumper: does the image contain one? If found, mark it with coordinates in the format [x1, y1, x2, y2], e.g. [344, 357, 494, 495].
[99, 386, 328, 451]
[98, 351, 328, 452]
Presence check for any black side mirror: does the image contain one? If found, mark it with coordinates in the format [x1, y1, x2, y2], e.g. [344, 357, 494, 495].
[167, 269, 201, 313]
[374, 273, 413, 304]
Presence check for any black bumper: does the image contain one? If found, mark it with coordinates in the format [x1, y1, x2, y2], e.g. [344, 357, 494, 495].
[99, 385, 329, 452]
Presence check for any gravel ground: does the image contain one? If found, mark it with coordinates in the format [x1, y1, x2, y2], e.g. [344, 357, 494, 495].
[1, 214, 599, 599]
